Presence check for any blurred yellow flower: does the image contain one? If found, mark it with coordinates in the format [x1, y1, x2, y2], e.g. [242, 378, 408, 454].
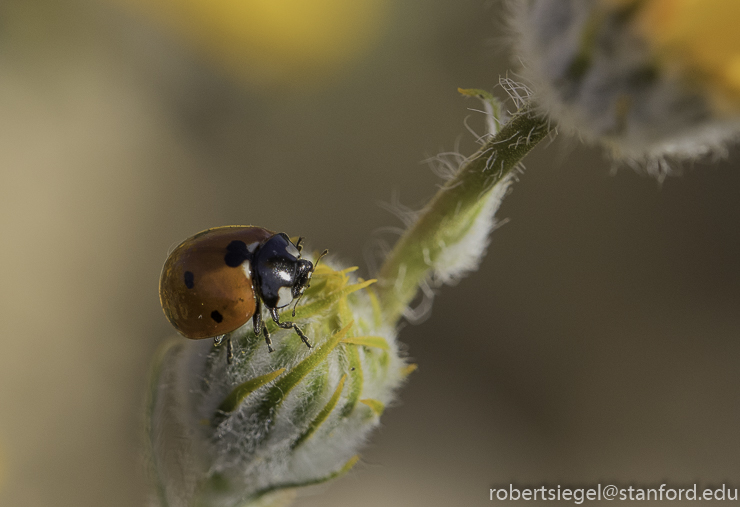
[112, 0, 391, 89]
[636, 0, 740, 112]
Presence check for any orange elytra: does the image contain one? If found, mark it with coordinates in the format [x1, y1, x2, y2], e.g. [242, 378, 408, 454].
[159, 226, 327, 361]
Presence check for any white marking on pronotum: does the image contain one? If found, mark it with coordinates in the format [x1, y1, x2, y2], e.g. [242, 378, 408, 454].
[242, 263, 252, 280]
[286, 243, 300, 258]
[247, 242, 259, 253]
[277, 286, 293, 308]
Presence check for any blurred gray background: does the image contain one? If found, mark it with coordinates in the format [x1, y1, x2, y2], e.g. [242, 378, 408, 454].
[1, 1, 739, 506]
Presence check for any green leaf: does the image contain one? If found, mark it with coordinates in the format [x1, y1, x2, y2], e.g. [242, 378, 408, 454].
[338, 343, 363, 418]
[341, 335, 390, 350]
[359, 398, 385, 416]
[260, 322, 353, 416]
[293, 280, 375, 320]
[216, 368, 286, 414]
[400, 363, 418, 379]
[291, 374, 347, 450]
[457, 87, 496, 101]
[249, 455, 360, 503]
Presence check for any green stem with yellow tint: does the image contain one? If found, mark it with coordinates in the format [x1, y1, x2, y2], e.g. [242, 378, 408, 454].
[376, 106, 551, 324]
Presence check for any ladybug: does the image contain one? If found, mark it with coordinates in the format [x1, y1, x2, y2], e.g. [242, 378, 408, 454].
[159, 226, 326, 361]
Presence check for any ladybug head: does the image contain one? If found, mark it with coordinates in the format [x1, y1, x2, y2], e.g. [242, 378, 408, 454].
[252, 233, 328, 310]
[292, 258, 315, 299]
[290, 249, 327, 316]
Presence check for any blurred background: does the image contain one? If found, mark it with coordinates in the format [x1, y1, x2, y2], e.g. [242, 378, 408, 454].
[1, 1, 739, 506]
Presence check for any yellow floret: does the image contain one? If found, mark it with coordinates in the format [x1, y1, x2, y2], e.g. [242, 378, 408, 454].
[110, 0, 391, 89]
[636, 0, 740, 111]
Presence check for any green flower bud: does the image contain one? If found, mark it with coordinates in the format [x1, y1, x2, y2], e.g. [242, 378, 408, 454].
[146, 94, 550, 507]
[147, 260, 409, 507]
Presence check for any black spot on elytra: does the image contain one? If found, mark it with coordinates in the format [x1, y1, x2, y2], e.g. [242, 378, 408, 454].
[184, 271, 195, 289]
[211, 310, 223, 323]
[224, 240, 250, 267]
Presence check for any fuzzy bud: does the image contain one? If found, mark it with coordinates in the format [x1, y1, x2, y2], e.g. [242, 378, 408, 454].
[147, 92, 551, 507]
[147, 258, 408, 507]
[509, 0, 740, 174]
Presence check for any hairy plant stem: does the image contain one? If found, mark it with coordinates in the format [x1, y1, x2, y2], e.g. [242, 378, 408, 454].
[376, 106, 551, 324]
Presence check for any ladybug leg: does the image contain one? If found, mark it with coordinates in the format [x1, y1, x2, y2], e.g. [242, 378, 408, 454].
[295, 237, 304, 253]
[262, 325, 273, 353]
[253, 297, 274, 353]
[268, 307, 312, 349]
[252, 300, 262, 336]
[213, 335, 234, 364]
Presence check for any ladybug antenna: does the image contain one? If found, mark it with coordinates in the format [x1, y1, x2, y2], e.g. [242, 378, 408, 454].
[314, 249, 329, 269]
[292, 249, 329, 317]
